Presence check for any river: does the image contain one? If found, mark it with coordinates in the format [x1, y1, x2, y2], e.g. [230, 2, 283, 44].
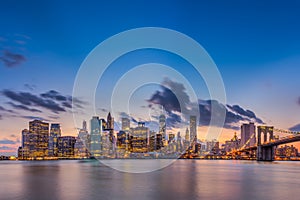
[1, 160, 299, 200]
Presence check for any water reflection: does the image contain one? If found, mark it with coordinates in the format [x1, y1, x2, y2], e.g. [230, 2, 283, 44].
[0, 160, 300, 200]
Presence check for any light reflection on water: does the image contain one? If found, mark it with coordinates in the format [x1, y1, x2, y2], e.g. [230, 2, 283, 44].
[1, 160, 300, 200]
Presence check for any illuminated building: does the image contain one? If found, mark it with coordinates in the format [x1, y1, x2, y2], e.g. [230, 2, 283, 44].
[75, 121, 90, 158]
[276, 145, 299, 158]
[106, 112, 114, 129]
[206, 140, 219, 153]
[48, 124, 61, 157]
[223, 132, 241, 153]
[149, 133, 156, 152]
[58, 136, 76, 157]
[155, 133, 163, 150]
[122, 117, 130, 131]
[176, 132, 183, 152]
[29, 120, 49, 158]
[18, 129, 30, 159]
[90, 116, 102, 157]
[159, 114, 166, 140]
[131, 122, 149, 153]
[190, 116, 197, 141]
[168, 133, 175, 143]
[185, 127, 190, 142]
[241, 122, 256, 147]
[106, 112, 115, 152]
[117, 131, 127, 149]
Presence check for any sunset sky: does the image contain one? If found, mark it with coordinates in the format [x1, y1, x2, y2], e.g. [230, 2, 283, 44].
[1, 0, 300, 155]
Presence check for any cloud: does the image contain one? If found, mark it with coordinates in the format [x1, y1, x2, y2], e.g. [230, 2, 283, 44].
[0, 146, 16, 151]
[226, 104, 263, 124]
[118, 112, 138, 123]
[0, 114, 2, 120]
[7, 102, 42, 113]
[98, 108, 108, 113]
[147, 79, 264, 130]
[0, 139, 17, 145]
[48, 115, 60, 120]
[24, 84, 36, 91]
[0, 105, 15, 113]
[2, 90, 66, 113]
[20, 115, 49, 122]
[2, 89, 85, 115]
[298, 97, 300, 106]
[0, 50, 26, 67]
[41, 90, 67, 101]
[147, 78, 190, 114]
[289, 124, 300, 132]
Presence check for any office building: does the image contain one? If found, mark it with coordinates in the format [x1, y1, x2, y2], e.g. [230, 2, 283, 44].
[159, 114, 166, 140]
[190, 116, 197, 141]
[131, 122, 149, 153]
[122, 117, 130, 131]
[58, 136, 76, 157]
[29, 120, 49, 157]
[241, 122, 256, 147]
[90, 116, 102, 157]
[48, 123, 61, 157]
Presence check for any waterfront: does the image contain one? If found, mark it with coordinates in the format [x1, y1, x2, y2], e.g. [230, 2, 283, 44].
[1, 160, 300, 200]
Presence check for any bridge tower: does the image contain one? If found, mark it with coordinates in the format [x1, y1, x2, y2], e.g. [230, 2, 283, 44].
[257, 126, 274, 161]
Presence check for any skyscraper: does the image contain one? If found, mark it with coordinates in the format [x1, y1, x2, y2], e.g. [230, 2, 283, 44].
[21, 129, 29, 149]
[29, 120, 49, 157]
[190, 116, 197, 141]
[19, 129, 30, 159]
[90, 116, 102, 157]
[159, 114, 166, 140]
[185, 127, 190, 142]
[79, 120, 90, 151]
[131, 122, 149, 153]
[122, 117, 130, 131]
[75, 120, 90, 158]
[241, 122, 256, 147]
[82, 120, 87, 131]
[58, 136, 76, 157]
[106, 112, 114, 130]
[48, 123, 61, 157]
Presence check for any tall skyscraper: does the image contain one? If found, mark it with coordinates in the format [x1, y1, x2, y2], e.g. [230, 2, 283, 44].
[190, 116, 197, 141]
[90, 116, 102, 157]
[82, 120, 87, 131]
[21, 129, 29, 148]
[19, 129, 30, 159]
[106, 112, 114, 129]
[241, 122, 256, 147]
[78, 120, 90, 153]
[185, 127, 190, 142]
[177, 131, 182, 152]
[48, 124, 61, 157]
[159, 114, 166, 140]
[29, 120, 49, 157]
[122, 117, 130, 131]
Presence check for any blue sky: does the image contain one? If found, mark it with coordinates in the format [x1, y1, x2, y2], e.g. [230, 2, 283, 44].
[1, 0, 300, 154]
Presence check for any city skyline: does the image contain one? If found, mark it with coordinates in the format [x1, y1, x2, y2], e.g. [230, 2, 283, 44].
[1, 1, 300, 156]
[13, 110, 300, 161]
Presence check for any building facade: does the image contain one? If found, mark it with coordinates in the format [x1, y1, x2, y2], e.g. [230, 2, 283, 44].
[48, 123, 61, 157]
[190, 116, 197, 141]
[241, 122, 256, 147]
[90, 116, 102, 157]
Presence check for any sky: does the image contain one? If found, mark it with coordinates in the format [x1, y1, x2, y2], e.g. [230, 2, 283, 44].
[1, 0, 300, 155]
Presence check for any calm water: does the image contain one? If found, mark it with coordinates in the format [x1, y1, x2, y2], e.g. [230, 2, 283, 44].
[1, 160, 299, 200]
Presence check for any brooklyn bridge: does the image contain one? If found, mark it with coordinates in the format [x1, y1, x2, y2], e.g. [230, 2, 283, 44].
[229, 126, 300, 161]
